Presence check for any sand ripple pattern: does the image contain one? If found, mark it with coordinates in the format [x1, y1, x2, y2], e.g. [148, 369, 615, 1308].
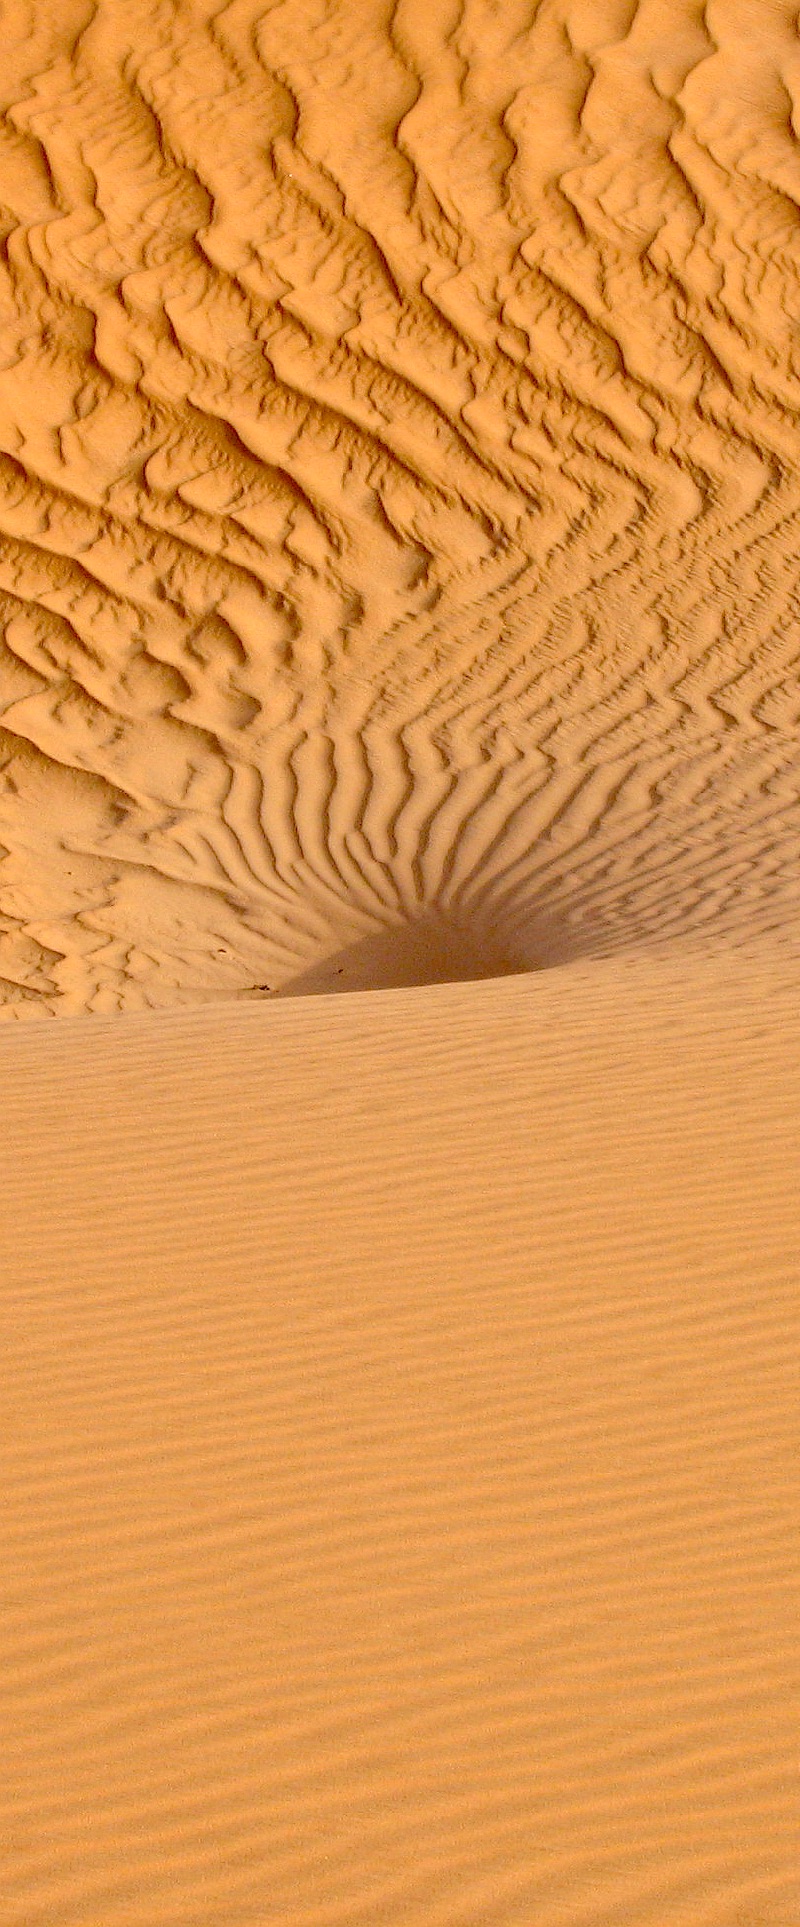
[2, 0, 800, 1006]
[2, 962, 800, 1923]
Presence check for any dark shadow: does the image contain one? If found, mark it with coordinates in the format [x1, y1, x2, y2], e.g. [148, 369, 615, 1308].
[273, 909, 530, 997]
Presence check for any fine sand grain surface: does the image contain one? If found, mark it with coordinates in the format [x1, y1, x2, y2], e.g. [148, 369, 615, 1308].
[1, 1, 800, 1922]
[3, 960, 800, 1926]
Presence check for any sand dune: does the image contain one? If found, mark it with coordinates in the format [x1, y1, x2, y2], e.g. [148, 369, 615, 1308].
[3, 957, 800, 1924]
[1, 0, 800, 1005]
[1, 1, 800, 1922]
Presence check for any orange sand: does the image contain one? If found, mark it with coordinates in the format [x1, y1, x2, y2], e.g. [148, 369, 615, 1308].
[1, 1, 799, 1921]
[4, 957, 800, 1924]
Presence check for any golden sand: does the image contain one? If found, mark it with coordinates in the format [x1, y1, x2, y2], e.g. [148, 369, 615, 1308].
[1, 2, 799, 1920]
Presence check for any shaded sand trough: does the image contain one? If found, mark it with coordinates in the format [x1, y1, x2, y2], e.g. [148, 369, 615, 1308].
[1, 0, 800, 1921]
[273, 908, 527, 995]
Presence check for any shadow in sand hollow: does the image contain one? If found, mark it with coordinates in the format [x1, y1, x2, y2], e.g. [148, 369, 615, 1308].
[272, 909, 530, 997]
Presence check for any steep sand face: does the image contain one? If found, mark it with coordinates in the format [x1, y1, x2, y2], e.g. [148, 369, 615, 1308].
[1, 0, 800, 1006]
[2, 3, 800, 1924]
[3, 958, 800, 1925]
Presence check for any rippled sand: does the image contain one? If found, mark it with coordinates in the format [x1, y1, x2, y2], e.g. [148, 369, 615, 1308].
[2, 2, 799, 1922]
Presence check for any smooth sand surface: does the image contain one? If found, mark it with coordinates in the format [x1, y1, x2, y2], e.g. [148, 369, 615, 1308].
[4, 957, 800, 1925]
[1, 1, 800, 1921]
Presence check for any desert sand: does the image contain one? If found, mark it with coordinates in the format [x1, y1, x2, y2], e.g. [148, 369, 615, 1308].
[1, 1, 799, 1921]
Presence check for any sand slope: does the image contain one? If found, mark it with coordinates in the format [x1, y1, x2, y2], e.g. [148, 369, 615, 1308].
[1, 1, 800, 1005]
[2, 3, 800, 1922]
[2, 953, 800, 1925]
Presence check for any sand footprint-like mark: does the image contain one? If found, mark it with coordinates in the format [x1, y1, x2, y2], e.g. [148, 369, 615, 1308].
[1, 0, 800, 1009]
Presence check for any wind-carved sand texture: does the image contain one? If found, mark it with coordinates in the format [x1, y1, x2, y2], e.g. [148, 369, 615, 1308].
[2, 0, 800, 1005]
[2, 3, 800, 1924]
